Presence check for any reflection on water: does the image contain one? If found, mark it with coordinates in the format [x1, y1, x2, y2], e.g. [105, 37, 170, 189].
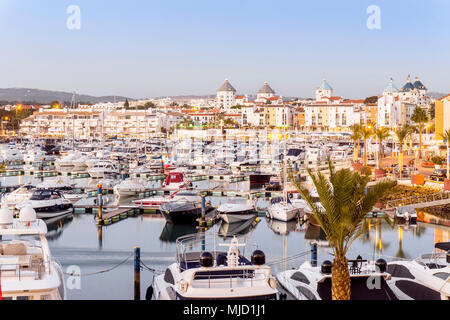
[2, 175, 450, 299]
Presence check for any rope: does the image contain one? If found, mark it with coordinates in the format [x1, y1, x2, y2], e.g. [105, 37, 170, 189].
[136, 257, 164, 274]
[63, 252, 134, 277]
[266, 250, 312, 266]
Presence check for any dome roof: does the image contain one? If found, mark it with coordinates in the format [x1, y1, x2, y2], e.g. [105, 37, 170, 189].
[318, 79, 333, 91]
[400, 75, 415, 92]
[413, 77, 427, 90]
[217, 79, 236, 92]
[0, 207, 13, 226]
[258, 82, 276, 94]
[383, 78, 399, 93]
[19, 205, 36, 224]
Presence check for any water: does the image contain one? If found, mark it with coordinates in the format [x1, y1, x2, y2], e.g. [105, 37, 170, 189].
[2, 175, 449, 300]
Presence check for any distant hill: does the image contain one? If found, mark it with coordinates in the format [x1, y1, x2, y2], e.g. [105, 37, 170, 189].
[0, 88, 133, 104]
[428, 92, 447, 100]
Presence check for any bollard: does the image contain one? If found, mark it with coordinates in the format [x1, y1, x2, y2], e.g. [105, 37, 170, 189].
[201, 194, 206, 224]
[134, 246, 141, 300]
[311, 242, 318, 267]
[97, 184, 103, 221]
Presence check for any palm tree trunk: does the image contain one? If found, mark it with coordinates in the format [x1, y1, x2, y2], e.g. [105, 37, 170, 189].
[447, 141, 450, 180]
[332, 256, 351, 300]
[378, 140, 383, 169]
[363, 139, 368, 167]
[399, 145, 404, 176]
[419, 129, 423, 159]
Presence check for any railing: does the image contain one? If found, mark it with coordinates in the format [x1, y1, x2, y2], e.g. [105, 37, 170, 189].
[386, 191, 450, 209]
[0, 260, 48, 281]
[190, 267, 271, 289]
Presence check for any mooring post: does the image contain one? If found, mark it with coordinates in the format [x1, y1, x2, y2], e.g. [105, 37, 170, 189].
[311, 242, 318, 267]
[97, 184, 103, 221]
[201, 193, 206, 225]
[134, 246, 141, 300]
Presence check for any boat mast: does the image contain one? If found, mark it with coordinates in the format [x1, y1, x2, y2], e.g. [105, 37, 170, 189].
[283, 105, 288, 202]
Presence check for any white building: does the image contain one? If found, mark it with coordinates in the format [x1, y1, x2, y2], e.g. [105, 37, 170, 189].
[377, 77, 423, 128]
[315, 79, 334, 102]
[216, 79, 237, 110]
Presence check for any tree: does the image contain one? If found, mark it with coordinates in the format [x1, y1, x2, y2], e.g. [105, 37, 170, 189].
[411, 106, 429, 159]
[429, 103, 436, 120]
[440, 129, 450, 179]
[292, 164, 394, 300]
[144, 102, 156, 109]
[349, 124, 362, 163]
[374, 127, 390, 169]
[364, 96, 378, 104]
[360, 126, 374, 167]
[395, 125, 414, 176]
[124, 99, 130, 109]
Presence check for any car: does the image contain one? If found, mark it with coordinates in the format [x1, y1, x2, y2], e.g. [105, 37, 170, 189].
[429, 169, 446, 182]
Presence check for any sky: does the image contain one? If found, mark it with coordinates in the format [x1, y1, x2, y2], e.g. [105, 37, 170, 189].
[0, 0, 449, 99]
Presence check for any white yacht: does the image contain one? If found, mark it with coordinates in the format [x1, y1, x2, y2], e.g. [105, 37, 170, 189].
[152, 235, 278, 300]
[1, 185, 34, 209]
[217, 199, 258, 224]
[0, 206, 65, 300]
[386, 242, 449, 300]
[277, 258, 398, 300]
[88, 161, 120, 179]
[113, 178, 150, 197]
[267, 126, 299, 222]
[16, 190, 73, 219]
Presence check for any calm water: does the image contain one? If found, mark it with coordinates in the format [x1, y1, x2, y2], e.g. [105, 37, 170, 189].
[2, 175, 449, 300]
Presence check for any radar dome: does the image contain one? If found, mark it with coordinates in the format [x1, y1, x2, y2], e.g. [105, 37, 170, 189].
[19, 205, 37, 224]
[0, 207, 14, 226]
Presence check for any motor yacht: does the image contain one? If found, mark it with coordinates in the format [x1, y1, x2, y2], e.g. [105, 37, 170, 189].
[134, 190, 199, 211]
[385, 242, 449, 300]
[218, 199, 258, 224]
[277, 257, 398, 300]
[15, 190, 73, 219]
[88, 161, 120, 179]
[151, 235, 278, 300]
[0, 206, 65, 300]
[113, 178, 151, 198]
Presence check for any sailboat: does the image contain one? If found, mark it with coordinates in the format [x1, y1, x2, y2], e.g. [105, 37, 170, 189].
[267, 109, 299, 222]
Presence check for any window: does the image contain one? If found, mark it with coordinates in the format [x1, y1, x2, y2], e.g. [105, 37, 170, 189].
[164, 269, 175, 285]
[296, 286, 317, 300]
[433, 272, 450, 281]
[290, 272, 310, 285]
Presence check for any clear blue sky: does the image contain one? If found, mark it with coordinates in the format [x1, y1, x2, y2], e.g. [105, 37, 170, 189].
[1, 0, 449, 99]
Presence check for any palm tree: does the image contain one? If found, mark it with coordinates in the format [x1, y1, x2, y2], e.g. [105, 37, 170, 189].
[291, 164, 394, 300]
[395, 125, 414, 176]
[350, 124, 361, 163]
[360, 125, 374, 167]
[374, 127, 390, 169]
[411, 107, 429, 159]
[440, 129, 450, 179]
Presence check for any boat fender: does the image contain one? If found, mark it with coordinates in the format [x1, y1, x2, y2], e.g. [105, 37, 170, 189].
[251, 250, 266, 266]
[375, 259, 387, 273]
[200, 252, 214, 268]
[321, 260, 332, 275]
[145, 286, 153, 300]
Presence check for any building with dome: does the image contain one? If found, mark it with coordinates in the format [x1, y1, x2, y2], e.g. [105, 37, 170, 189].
[216, 79, 237, 110]
[255, 82, 283, 104]
[377, 77, 420, 128]
[315, 79, 334, 102]
[398, 75, 429, 106]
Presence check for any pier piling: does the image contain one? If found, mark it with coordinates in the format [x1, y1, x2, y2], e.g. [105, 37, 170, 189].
[311, 242, 318, 267]
[134, 246, 141, 301]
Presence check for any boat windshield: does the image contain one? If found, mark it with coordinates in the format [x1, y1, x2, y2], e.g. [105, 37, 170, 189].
[30, 190, 61, 201]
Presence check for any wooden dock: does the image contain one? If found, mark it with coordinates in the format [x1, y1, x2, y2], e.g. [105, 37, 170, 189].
[96, 207, 139, 226]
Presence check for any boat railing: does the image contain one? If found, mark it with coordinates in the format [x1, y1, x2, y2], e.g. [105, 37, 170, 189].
[176, 233, 258, 266]
[0, 259, 50, 281]
[190, 267, 271, 289]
